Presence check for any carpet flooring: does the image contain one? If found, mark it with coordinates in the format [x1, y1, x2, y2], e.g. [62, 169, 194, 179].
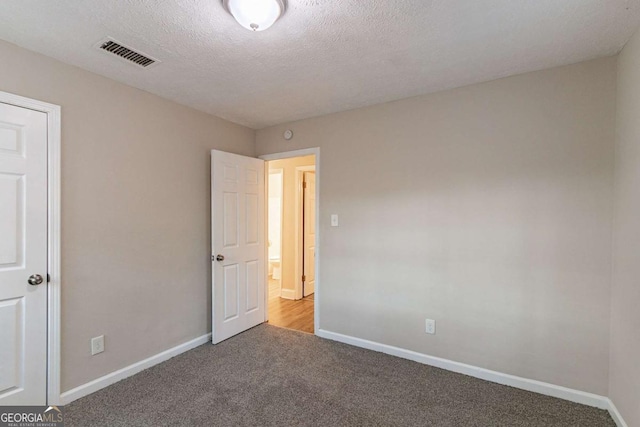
[65, 325, 615, 426]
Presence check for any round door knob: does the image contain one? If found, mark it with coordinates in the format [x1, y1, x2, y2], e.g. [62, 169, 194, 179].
[216, 254, 225, 262]
[28, 274, 44, 286]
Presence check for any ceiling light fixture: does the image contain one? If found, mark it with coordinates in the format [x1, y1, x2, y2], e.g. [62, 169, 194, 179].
[222, 0, 286, 32]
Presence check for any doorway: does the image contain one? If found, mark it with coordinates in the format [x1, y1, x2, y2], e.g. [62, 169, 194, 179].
[211, 147, 320, 341]
[265, 154, 316, 333]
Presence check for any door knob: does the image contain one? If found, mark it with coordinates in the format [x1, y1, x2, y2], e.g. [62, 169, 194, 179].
[216, 255, 225, 261]
[28, 274, 44, 286]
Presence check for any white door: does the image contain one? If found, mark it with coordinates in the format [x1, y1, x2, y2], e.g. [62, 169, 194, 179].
[0, 103, 48, 405]
[303, 172, 315, 297]
[211, 150, 265, 344]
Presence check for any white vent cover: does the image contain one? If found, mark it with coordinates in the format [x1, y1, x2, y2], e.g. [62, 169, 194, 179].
[95, 38, 159, 68]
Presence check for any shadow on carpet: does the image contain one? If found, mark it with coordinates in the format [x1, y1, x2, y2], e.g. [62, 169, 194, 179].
[65, 324, 615, 426]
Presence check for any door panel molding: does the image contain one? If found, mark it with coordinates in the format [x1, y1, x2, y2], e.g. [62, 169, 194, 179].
[211, 150, 266, 344]
[0, 91, 61, 405]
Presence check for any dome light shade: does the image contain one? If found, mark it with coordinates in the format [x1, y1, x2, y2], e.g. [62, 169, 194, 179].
[222, 0, 285, 32]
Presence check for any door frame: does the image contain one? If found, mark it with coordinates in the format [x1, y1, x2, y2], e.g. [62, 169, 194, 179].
[260, 148, 320, 332]
[295, 165, 315, 300]
[0, 91, 62, 405]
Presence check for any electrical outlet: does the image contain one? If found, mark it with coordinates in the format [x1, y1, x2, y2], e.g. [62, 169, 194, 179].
[91, 335, 105, 355]
[425, 319, 436, 335]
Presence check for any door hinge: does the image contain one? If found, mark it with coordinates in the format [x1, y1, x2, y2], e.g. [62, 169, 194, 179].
[47, 273, 51, 283]
[303, 181, 307, 189]
[302, 275, 306, 282]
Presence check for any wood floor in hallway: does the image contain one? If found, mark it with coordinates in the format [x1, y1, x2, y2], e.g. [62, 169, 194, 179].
[267, 279, 314, 333]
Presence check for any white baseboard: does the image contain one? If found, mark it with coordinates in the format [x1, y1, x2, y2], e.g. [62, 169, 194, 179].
[280, 288, 296, 300]
[316, 329, 610, 410]
[59, 333, 211, 405]
[56, 327, 629, 427]
[605, 398, 629, 427]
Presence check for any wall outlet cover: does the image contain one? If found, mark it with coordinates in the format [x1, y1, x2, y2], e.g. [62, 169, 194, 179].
[425, 319, 436, 335]
[91, 335, 105, 355]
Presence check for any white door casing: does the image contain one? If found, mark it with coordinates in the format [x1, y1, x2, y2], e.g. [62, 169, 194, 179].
[0, 103, 48, 405]
[259, 148, 320, 332]
[303, 172, 316, 297]
[211, 150, 266, 344]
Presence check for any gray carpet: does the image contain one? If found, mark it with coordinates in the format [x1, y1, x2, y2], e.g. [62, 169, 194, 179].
[65, 325, 615, 426]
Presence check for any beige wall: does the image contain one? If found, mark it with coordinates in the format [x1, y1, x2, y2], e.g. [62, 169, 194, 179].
[0, 40, 255, 392]
[257, 58, 616, 395]
[0, 35, 625, 403]
[611, 27, 640, 426]
[268, 155, 315, 296]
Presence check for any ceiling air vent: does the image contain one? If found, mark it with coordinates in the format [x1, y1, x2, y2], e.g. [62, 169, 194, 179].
[96, 38, 159, 68]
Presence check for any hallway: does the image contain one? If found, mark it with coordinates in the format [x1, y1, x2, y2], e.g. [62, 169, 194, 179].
[267, 279, 314, 334]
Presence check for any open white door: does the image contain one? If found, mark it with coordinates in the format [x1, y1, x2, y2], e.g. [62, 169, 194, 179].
[211, 150, 265, 344]
[0, 103, 48, 404]
[303, 171, 315, 297]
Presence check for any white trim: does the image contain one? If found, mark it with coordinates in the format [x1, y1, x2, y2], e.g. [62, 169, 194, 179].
[316, 329, 610, 410]
[605, 399, 629, 427]
[280, 288, 296, 300]
[59, 333, 211, 405]
[260, 148, 318, 161]
[271, 288, 282, 298]
[0, 91, 62, 406]
[295, 166, 315, 300]
[260, 148, 320, 331]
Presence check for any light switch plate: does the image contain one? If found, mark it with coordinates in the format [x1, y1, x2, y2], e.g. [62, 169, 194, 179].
[331, 214, 339, 227]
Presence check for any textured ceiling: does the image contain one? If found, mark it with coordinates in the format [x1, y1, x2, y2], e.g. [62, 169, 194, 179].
[0, 0, 639, 129]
